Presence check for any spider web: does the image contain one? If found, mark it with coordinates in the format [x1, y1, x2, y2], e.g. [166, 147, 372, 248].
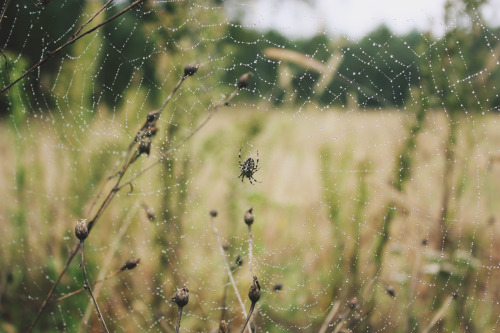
[1, 0, 500, 332]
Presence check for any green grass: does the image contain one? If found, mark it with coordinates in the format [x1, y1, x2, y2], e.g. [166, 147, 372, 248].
[1, 106, 500, 332]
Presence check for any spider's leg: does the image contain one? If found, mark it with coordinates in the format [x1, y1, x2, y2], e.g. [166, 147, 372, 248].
[239, 147, 242, 166]
[251, 176, 261, 184]
[255, 150, 259, 169]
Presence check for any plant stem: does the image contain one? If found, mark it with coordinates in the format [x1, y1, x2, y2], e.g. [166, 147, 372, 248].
[248, 225, 253, 278]
[240, 302, 255, 333]
[209, 214, 251, 333]
[117, 87, 241, 191]
[422, 295, 454, 333]
[26, 69, 187, 332]
[319, 301, 341, 333]
[80, 241, 110, 333]
[174, 306, 183, 333]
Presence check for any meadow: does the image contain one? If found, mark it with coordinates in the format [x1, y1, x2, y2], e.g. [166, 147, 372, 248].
[1, 100, 500, 332]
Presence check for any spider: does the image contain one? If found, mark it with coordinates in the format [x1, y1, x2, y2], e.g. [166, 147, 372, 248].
[238, 148, 261, 184]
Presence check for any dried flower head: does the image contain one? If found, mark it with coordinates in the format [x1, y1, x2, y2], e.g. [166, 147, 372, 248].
[172, 286, 189, 307]
[138, 139, 152, 156]
[210, 209, 218, 217]
[184, 62, 200, 77]
[75, 219, 89, 241]
[248, 276, 261, 304]
[237, 72, 253, 89]
[218, 320, 228, 333]
[122, 258, 141, 271]
[244, 207, 254, 226]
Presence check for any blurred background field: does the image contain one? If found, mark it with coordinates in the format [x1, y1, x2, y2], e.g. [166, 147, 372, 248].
[2, 0, 500, 332]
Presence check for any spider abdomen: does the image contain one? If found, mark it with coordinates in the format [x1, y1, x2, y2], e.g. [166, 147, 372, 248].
[243, 158, 255, 173]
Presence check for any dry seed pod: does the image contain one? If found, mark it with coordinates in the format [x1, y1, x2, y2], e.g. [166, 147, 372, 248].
[172, 286, 189, 307]
[248, 276, 261, 304]
[210, 209, 218, 217]
[244, 208, 254, 226]
[237, 72, 253, 89]
[218, 320, 228, 333]
[122, 258, 141, 271]
[184, 62, 200, 77]
[138, 139, 152, 156]
[75, 219, 89, 241]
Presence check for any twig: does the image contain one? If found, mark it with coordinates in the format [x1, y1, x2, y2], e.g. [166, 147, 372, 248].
[70, 0, 115, 41]
[319, 301, 341, 333]
[0, 0, 11, 31]
[422, 295, 454, 333]
[79, 240, 110, 333]
[0, 0, 146, 94]
[209, 210, 251, 333]
[50, 258, 140, 305]
[117, 84, 244, 192]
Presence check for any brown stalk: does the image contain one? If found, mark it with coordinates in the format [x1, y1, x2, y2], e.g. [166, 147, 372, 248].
[319, 301, 341, 333]
[116, 84, 244, 192]
[0, 0, 146, 95]
[26, 66, 190, 333]
[79, 240, 110, 333]
[50, 258, 140, 304]
[86, 74, 188, 216]
[209, 211, 251, 333]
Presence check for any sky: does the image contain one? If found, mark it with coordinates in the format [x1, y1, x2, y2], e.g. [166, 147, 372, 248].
[226, 0, 500, 39]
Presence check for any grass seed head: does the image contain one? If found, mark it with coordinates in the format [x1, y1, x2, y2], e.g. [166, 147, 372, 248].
[244, 207, 254, 226]
[184, 62, 200, 77]
[75, 219, 89, 241]
[248, 275, 261, 304]
[237, 72, 253, 89]
[172, 286, 189, 307]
